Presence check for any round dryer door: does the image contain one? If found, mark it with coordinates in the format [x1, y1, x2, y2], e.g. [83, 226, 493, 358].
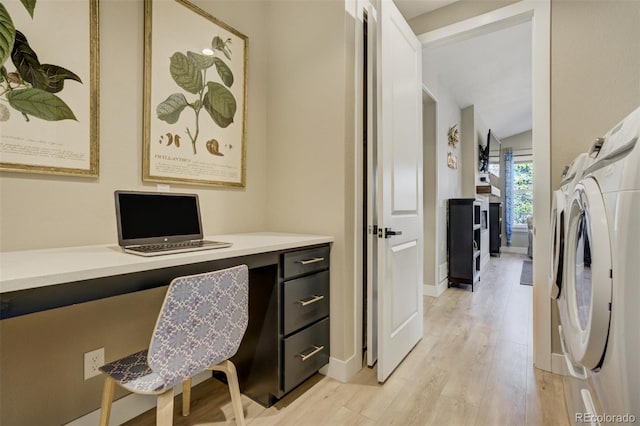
[550, 190, 566, 299]
[563, 178, 612, 369]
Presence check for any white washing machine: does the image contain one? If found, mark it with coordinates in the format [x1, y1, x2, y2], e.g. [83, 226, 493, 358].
[559, 106, 640, 425]
[550, 152, 590, 300]
[551, 153, 600, 426]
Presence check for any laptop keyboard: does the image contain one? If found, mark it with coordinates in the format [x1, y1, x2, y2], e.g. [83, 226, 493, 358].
[126, 240, 229, 254]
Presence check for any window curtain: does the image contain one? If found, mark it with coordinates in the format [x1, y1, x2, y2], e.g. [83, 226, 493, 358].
[504, 149, 514, 246]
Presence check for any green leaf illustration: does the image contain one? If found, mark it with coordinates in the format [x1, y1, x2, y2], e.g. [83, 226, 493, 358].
[19, 0, 37, 18]
[11, 30, 49, 89]
[6, 88, 77, 121]
[213, 57, 233, 87]
[212, 36, 231, 60]
[157, 93, 188, 124]
[187, 51, 215, 70]
[169, 52, 202, 94]
[0, 103, 10, 121]
[0, 4, 16, 66]
[41, 64, 82, 93]
[203, 82, 236, 128]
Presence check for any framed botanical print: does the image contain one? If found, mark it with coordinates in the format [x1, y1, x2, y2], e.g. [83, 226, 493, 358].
[0, 0, 99, 176]
[143, 0, 248, 187]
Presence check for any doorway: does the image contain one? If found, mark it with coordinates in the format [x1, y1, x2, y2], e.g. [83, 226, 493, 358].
[416, 1, 551, 371]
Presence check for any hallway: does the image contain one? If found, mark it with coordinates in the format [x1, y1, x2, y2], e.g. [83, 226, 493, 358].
[126, 253, 569, 425]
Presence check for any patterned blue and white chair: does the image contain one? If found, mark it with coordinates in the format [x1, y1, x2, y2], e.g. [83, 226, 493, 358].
[98, 265, 249, 426]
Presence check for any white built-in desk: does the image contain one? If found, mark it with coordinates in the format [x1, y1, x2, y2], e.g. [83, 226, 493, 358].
[0, 232, 333, 406]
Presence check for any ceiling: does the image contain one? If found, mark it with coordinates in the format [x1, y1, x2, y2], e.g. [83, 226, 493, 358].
[391, 0, 532, 140]
[422, 20, 532, 140]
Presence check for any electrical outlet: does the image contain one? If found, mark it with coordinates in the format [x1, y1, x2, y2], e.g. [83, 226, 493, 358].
[84, 347, 105, 380]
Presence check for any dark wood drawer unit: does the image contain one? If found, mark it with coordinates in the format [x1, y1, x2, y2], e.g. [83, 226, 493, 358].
[277, 244, 330, 398]
[282, 318, 330, 393]
[218, 243, 331, 408]
[283, 270, 330, 336]
[283, 246, 330, 279]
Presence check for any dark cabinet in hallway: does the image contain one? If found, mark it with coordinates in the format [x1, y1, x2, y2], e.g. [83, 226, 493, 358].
[447, 198, 481, 291]
[490, 202, 502, 256]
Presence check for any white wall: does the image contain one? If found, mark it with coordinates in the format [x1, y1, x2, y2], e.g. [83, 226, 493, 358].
[422, 64, 463, 285]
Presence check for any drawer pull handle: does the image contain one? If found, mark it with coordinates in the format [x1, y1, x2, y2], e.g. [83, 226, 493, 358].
[298, 295, 325, 306]
[297, 257, 325, 265]
[298, 345, 325, 361]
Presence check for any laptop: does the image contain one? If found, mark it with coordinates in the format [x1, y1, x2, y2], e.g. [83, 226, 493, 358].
[115, 190, 232, 256]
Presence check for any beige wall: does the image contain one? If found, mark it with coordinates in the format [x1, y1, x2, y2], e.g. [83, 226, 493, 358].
[550, 0, 640, 190]
[550, 0, 640, 353]
[0, 0, 270, 253]
[264, 0, 355, 360]
[0, 287, 167, 425]
[0, 1, 272, 423]
[1, 0, 359, 423]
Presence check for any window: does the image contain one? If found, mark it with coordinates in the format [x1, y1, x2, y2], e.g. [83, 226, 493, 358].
[513, 159, 533, 226]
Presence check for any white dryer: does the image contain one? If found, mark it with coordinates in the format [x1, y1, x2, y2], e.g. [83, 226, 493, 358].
[559, 106, 640, 424]
[550, 152, 590, 300]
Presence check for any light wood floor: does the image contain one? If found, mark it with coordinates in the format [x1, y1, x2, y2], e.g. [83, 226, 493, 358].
[125, 253, 569, 426]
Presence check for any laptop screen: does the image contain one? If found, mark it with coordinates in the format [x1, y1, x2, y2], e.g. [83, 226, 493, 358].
[115, 191, 203, 246]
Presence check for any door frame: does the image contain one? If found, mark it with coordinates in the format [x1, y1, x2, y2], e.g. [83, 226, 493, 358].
[416, 0, 552, 371]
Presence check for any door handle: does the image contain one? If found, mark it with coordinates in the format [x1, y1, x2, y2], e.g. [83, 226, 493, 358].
[384, 228, 402, 239]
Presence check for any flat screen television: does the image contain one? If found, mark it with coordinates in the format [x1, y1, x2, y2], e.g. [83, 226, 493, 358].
[479, 129, 501, 177]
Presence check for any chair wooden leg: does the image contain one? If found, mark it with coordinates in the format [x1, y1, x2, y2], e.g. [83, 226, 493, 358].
[182, 378, 192, 416]
[156, 389, 174, 426]
[99, 377, 116, 426]
[211, 360, 245, 426]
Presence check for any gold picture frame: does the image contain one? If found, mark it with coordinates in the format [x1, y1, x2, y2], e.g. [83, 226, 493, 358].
[143, 0, 248, 187]
[0, 0, 99, 176]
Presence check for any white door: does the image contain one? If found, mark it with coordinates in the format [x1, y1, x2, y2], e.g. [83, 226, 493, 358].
[375, 0, 423, 382]
[366, 2, 379, 367]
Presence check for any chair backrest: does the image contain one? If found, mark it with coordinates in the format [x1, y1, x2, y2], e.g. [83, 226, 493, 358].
[148, 264, 248, 389]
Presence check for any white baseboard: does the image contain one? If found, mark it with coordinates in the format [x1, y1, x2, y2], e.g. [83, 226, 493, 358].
[66, 371, 210, 426]
[501, 246, 528, 255]
[424, 280, 447, 297]
[321, 354, 361, 383]
[552, 352, 568, 376]
[438, 262, 448, 282]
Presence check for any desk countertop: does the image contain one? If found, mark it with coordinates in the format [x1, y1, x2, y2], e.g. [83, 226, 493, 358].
[0, 232, 333, 294]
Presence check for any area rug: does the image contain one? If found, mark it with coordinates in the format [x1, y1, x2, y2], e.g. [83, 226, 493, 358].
[520, 259, 533, 286]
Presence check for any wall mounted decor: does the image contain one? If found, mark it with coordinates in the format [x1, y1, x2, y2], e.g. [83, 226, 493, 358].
[0, 0, 99, 176]
[447, 124, 459, 148]
[447, 152, 458, 169]
[143, 0, 248, 187]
